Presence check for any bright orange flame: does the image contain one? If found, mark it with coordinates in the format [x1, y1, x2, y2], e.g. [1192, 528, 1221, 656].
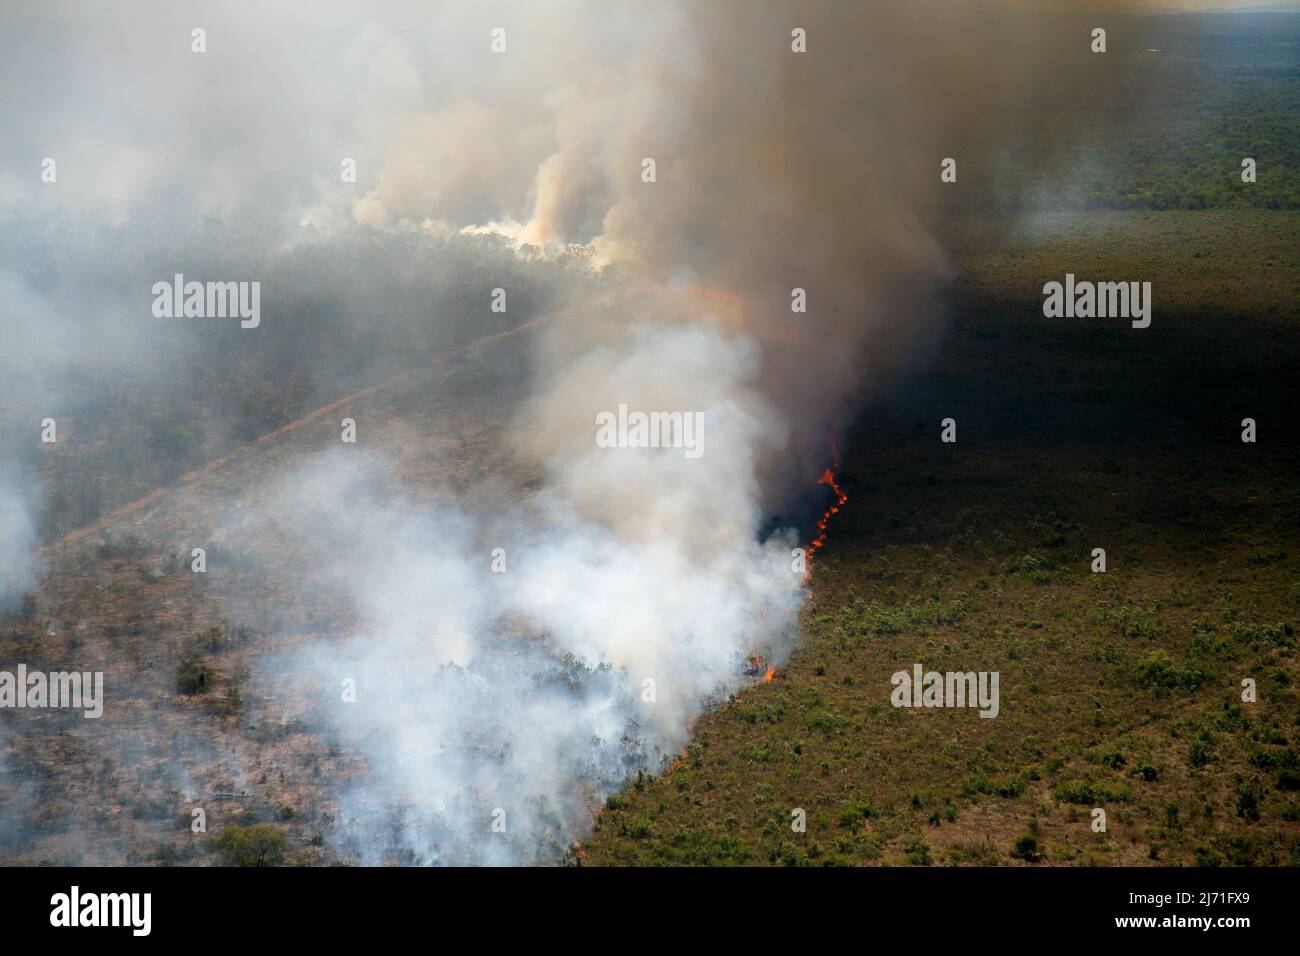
[805, 457, 847, 578]
[763, 666, 775, 683]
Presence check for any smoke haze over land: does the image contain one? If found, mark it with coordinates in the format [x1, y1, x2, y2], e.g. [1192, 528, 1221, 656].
[0, 1, 1178, 861]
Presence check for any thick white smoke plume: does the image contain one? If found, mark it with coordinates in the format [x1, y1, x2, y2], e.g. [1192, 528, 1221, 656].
[249, 2, 998, 860]
[256, 319, 800, 864]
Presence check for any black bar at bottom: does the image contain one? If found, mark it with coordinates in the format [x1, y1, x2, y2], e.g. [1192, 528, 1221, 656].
[0, 865, 1286, 942]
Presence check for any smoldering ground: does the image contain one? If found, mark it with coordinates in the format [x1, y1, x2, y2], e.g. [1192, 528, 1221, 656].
[0, 0, 1170, 862]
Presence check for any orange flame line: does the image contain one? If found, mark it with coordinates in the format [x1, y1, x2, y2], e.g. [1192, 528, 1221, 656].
[807, 467, 846, 560]
[804, 444, 847, 580]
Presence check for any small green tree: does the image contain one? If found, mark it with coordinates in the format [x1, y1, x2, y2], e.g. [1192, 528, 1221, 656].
[213, 824, 286, 867]
[1012, 834, 1043, 862]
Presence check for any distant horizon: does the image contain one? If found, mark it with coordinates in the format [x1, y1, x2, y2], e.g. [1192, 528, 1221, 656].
[1010, 0, 1300, 11]
[9, 0, 1300, 22]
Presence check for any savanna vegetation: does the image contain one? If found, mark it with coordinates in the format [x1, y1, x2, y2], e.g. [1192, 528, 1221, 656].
[583, 15, 1299, 866]
[580, 208, 1300, 866]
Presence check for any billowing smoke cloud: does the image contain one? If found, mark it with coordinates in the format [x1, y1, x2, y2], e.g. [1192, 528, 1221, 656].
[253, 319, 800, 864]
[348, 0, 1142, 502]
[1, 0, 1164, 862]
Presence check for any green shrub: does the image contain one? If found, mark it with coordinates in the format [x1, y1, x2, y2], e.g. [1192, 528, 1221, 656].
[1053, 778, 1132, 805]
[903, 835, 931, 865]
[1235, 783, 1262, 823]
[1189, 740, 1212, 768]
[213, 824, 286, 867]
[860, 602, 907, 635]
[1011, 834, 1043, 862]
[1226, 621, 1293, 650]
[1131, 650, 1206, 692]
[963, 773, 1026, 798]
